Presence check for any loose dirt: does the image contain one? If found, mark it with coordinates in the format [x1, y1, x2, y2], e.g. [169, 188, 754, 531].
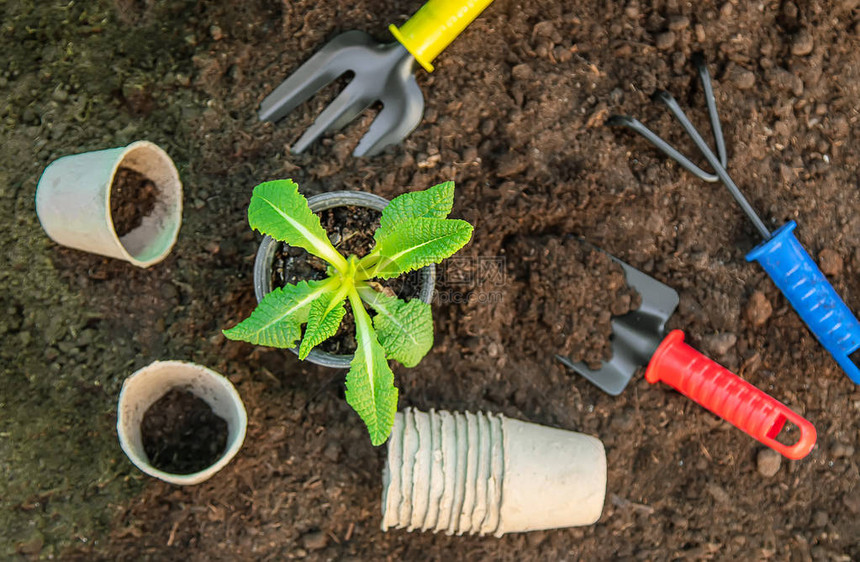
[110, 167, 159, 236]
[141, 387, 228, 475]
[1, 0, 859, 560]
[504, 235, 641, 369]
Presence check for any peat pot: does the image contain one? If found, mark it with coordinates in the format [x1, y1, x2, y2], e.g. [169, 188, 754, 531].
[253, 190, 436, 368]
[381, 408, 607, 536]
[117, 360, 247, 485]
[35, 140, 182, 267]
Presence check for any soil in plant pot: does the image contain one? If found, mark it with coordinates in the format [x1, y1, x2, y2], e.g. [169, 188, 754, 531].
[271, 204, 423, 355]
[504, 235, 641, 370]
[140, 387, 228, 475]
[110, 167, 159, 237]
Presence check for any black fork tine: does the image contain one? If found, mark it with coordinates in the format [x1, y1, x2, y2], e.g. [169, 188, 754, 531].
[291, 82, 373, 154]
[259, 31, 375, 123]
[354, 76, 424, 157]
[260, 30, 423, 157]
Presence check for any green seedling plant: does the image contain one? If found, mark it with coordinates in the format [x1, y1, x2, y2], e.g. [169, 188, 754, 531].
[224, 179, 473, 445]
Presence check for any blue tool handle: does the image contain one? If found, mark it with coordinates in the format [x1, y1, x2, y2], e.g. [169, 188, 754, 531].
[746, 221, 860, 384]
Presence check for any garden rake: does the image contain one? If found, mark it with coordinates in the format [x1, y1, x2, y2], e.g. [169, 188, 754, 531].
[609, 56, 860, 385]
[259, 0, 495, 157]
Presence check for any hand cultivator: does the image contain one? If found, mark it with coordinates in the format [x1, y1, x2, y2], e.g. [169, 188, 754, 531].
[609, 57, 860, 385]
[260, 0, 495, 157]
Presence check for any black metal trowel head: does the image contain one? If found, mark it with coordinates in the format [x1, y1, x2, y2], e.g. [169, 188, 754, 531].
[556, 250, 679, 396]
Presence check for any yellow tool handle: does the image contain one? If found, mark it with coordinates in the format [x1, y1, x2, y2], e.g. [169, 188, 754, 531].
[389, 0, 495, 73]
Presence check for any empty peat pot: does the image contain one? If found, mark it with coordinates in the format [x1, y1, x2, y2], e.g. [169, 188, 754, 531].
[117, 360, 247, 485]
[35, 140, 182, 267]
[253, 190, 436, 368]
[381, 408, 607, 536]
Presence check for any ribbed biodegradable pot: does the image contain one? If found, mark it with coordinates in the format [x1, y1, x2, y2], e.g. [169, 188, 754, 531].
[35, 140, 182, 268]
[381, 408, 607, 536]
[117, 360, 248, 486]
[496, 416, 606, 534]
[253, 190, 436, 368]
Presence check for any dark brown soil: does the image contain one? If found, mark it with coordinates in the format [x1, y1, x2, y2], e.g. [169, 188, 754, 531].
[271, 205, 423, 355]
[4, 0, 860, 560]
[141, 388, 228, 475]
[110, 167, 158, 237]
[504, 236, 641, 370]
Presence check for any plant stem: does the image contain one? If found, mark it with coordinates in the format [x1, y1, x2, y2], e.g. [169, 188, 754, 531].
[347, 285, 374, 347]
[324, 249, 350, 276]
[355, 283, 383, 306]
[356, 250, 381, 280]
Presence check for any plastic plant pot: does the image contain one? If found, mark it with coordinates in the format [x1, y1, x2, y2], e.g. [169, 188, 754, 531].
[35, 140, 182, 268]
[252, 190, 437, 368]
[117, 360, 247, 486]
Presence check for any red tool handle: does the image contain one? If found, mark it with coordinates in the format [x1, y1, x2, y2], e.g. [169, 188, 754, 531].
[645, 330, 816, 460]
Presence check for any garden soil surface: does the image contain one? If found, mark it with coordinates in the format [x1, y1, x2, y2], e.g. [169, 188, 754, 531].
[2, 0, 859, 560]
[140, 388, 229, 475]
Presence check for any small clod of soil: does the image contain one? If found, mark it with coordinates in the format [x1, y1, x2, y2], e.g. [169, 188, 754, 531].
[110, 167, 159, 237]
[271, 205, 423, 355]
[505, 236, 641, 370]
[141, 388, 228, 475]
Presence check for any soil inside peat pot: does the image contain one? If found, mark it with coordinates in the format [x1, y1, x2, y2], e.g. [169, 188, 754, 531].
[110, 166, 160, 237]
[140, 388, 229, 475]
[271, 205, 423, 355]
[504, 236, 641, 370]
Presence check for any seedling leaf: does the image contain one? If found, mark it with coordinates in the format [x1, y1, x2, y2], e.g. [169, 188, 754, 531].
[359, 286, 433, 368]
[228, 179, 474, 445]
[248, 180, 348, 272]
[362, 217, 472, 280]
[345, 290, 398, 446]
[298, 286, 348, 359]
[376, 181, 455, 240]
[223, 279, 335, 348]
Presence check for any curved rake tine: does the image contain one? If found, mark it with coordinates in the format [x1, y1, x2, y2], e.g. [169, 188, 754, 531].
[693, 54, 727, 169]
[607, 115, 718, 182]
[291, 82, 373, 154]
[653, 90, 724, 179]
[653, 91, 771, 238]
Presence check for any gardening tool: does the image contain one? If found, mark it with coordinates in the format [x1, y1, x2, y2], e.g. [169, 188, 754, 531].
[608, 56, 860, 385]
[259, 0, 495, 157]
[556, 246, 816, 460]
[556, 251, 680, 397]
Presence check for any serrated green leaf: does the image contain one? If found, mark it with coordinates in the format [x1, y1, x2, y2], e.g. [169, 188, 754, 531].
[248, 179, 348, 271]
[376, 181, 455, 240]
[361, 217, 473, 280]
[223, 279, 335, 348]
[298, 286, 348, 359]
[344, 290, 399, 446]
[358, 286, 433, 368]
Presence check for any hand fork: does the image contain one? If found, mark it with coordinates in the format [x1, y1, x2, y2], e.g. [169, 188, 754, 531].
[260, 0, 496, 157]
